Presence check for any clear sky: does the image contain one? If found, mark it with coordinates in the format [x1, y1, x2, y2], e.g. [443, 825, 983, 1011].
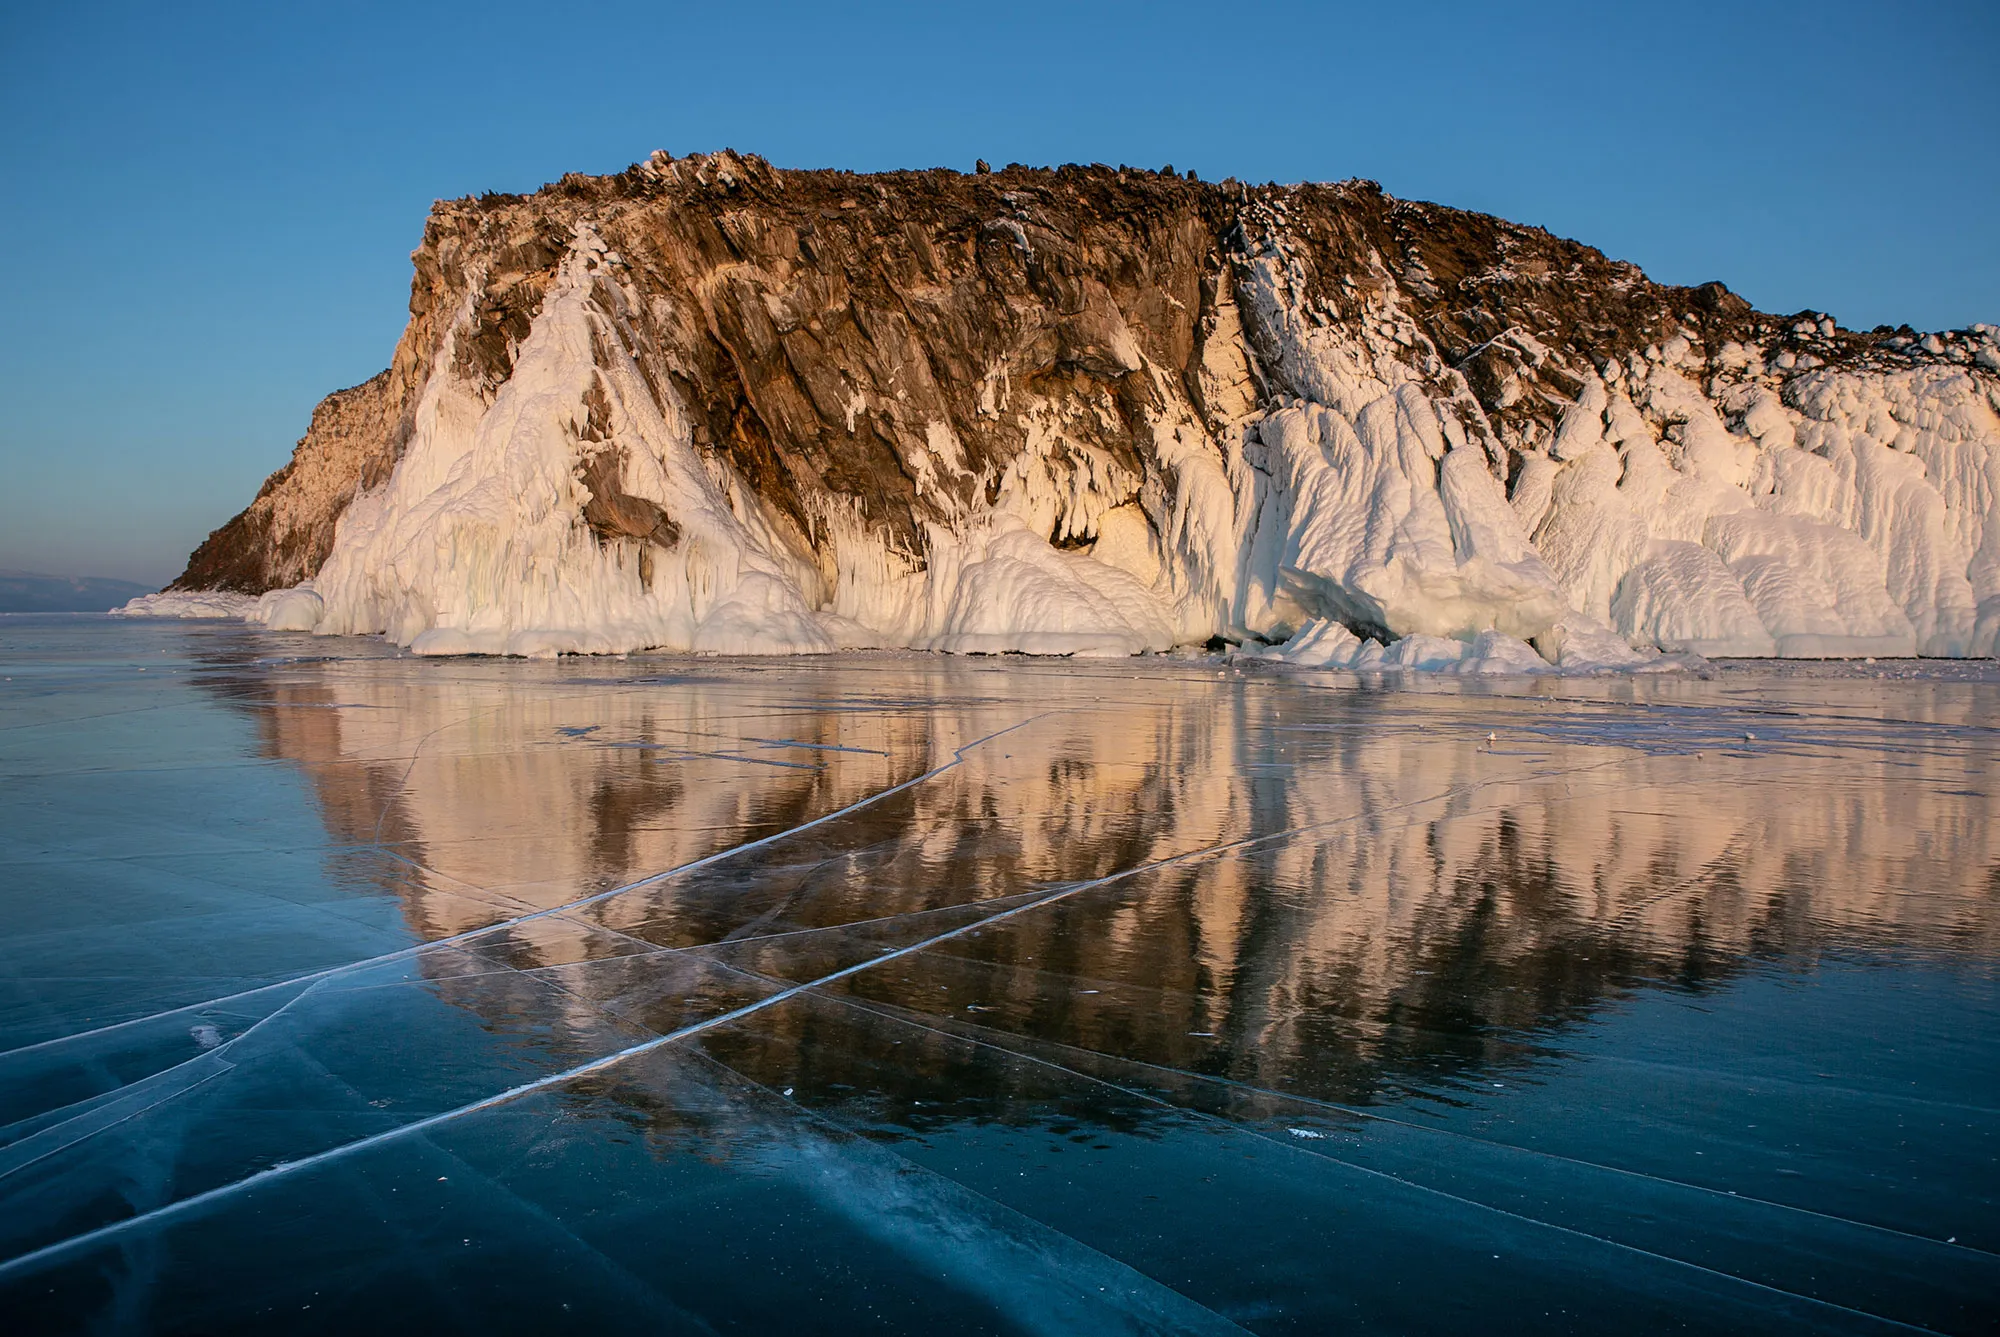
[1, 0, 1995, 587]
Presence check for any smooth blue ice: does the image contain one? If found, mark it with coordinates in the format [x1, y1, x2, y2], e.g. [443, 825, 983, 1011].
[2, 614, 1998, 1334]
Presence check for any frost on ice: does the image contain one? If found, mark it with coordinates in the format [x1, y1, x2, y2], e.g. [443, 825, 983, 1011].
[128, 159, 2000, 669]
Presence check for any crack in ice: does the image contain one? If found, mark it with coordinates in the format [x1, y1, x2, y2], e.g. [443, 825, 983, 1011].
[0, 714, 1054, 1060]
[0, 750, 1642, 1281]
[822, 997, 1963, 1337]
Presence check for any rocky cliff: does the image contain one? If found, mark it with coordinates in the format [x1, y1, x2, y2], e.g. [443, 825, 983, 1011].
[163, 151, 2000, 664]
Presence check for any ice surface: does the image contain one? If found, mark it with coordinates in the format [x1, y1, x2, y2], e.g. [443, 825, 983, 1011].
[3, 618, 1999, 1333]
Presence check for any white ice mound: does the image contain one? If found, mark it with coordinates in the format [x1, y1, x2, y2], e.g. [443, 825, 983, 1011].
[1244, 390, 1571, 646]
[1545, 618, 1659, 673]
[925, 519, 1177, 656]
[114, 590, 258, 619]
[251, 585, 325, 631]
[1246, 619, 1371, 668]
[1245, 621, 1557, 675]
[1526, 360, 2000, 660]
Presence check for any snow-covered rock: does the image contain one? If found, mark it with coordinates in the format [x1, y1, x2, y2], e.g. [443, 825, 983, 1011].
[157, 155, 2000, 668]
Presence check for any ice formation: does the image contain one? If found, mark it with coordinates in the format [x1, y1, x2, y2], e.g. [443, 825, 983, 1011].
[113, 590, 258, 620]
[137, 155, 2000, 668]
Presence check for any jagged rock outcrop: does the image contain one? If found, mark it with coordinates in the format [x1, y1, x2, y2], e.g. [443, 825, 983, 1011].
[176, 371, 400, 592]
[161, 150, 2000, 662]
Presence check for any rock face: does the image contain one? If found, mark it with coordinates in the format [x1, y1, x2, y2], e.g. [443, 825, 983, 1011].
[169, 151, 2000, 662]
[176, 371, 400, 593]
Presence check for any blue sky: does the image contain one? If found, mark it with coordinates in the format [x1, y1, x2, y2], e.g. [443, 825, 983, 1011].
[1, 0, 1995, 586]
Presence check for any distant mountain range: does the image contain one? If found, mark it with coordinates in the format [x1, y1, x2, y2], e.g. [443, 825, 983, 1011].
[0, 571, 156, 613]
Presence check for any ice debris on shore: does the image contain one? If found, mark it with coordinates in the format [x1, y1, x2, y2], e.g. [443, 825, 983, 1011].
[114, 590, 259, 620]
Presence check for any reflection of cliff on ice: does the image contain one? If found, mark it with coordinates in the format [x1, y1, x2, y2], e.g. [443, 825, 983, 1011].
[241, 659, 2000, 1090]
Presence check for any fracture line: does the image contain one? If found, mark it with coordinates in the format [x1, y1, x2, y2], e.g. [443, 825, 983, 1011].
[0, 754, 1640, 1280]
[825, 998, 1955, 1336]
[844, 994, 2000, 1264]
[0, 715, 1050, 1057]
[678, 1047, 1253, 1336]
[0, 978, 332, 1179]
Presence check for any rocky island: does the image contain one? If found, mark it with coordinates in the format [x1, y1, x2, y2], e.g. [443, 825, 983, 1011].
[134, 152, 2000, 668]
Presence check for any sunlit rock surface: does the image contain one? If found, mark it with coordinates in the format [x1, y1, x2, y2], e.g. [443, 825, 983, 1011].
[141, 154, 2000, 667]
[3, 618, 1998, 1332]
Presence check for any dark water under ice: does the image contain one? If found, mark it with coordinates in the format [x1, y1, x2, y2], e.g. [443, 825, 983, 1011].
[2, 615, 1997, 1335]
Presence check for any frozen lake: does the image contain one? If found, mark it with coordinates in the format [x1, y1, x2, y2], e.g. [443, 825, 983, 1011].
[2, 616, 1997, 1334]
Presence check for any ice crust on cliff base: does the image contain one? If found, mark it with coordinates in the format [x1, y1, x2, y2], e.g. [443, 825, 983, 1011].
[140, 155, 2000, 667]
[114, 590, 259, 620]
